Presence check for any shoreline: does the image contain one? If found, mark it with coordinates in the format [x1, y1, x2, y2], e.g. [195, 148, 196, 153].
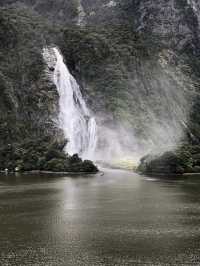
[0, 170, 99, 175]
[139, 172, 200, 177]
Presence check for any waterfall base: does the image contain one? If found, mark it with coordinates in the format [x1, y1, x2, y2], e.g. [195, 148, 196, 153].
[43, 47, 98, 160]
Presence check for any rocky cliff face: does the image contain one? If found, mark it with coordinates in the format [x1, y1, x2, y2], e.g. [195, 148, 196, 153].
[0, 1, 200, 167]
[133, 0, 200, 54]
[0, 0, 79, 24]
[133, 0, 200, 144]
[0, 7, 59, 146]
[0, 0, 133, 25]
[59, 1, 199, 156]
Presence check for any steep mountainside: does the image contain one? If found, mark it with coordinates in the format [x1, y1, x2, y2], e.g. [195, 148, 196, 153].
[133, 0, 200, 52]
[0, 0, 133, 25]
[59, 0, 200, 157]
[0, 7, 98, 172]
[1, 0, 200, 171]
[0, 7, 57, 145]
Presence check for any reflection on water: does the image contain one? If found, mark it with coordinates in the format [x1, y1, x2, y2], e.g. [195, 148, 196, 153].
[0, 170, 200, 265]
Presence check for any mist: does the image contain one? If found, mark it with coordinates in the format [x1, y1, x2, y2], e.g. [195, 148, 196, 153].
[92, 50, 195, 165]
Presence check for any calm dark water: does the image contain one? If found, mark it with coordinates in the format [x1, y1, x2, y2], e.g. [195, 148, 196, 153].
[0, 169, 200, 265]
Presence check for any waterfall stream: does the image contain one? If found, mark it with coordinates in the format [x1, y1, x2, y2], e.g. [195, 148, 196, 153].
[44, 47, 98, 159]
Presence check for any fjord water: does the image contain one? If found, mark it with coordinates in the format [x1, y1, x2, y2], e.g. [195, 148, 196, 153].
[0, 170, 200, 265]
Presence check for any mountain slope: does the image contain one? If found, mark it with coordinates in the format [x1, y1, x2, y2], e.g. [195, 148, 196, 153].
[0, 7, 98, 172]
[0, 1, 200, 171]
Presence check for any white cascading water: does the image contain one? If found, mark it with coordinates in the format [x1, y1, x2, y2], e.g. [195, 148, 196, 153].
[45, 48, 98, 159]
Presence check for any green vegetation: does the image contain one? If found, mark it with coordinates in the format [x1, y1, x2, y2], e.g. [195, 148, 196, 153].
[61, 24, 157, 137]
[138, 145, 200, 175]
[0, 7, 98, 173]
[0, 137, 98, 173]
[0, 7, 58, 145]
[1, 1, 200, 175]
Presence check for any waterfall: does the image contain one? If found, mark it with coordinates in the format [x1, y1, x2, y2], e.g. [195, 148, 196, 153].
[77, 0, 86, 26]
[44, 47, 98, 159]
